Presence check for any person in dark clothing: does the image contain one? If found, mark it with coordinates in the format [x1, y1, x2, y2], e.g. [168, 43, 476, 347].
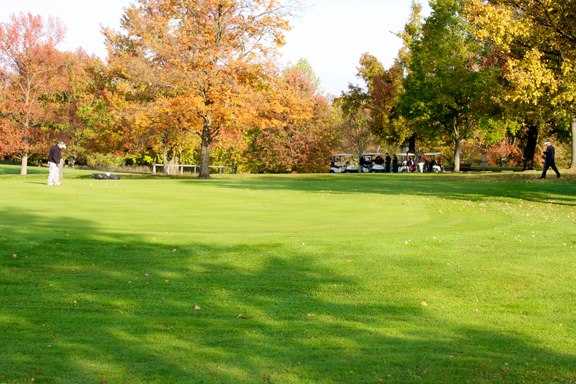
[407, 156, 416, 173]
[385, 153, 391, 173]
[48, 141, 66, 186]
[48, 144, 62, 164]
[371, 155, 385, 173]
[540, 141, 561, 179]
[359, 155, 367, 168]
[392, 155, 399, 173]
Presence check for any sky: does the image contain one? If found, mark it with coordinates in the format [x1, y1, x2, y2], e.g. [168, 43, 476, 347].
[0, 0, 430, 96]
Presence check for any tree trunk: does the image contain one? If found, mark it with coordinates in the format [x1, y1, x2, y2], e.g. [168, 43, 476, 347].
[522, 122, 539, 171]
[407, 134, 417, 154]
[453, 140, 462, 173]
[165, 155, 179, 175]
[571, 117, 576, 169]
[199, 124, 211, 178]
[21, 78, 32, 176]
[20, 153, 28, 176]
[162, 149, 170, 175]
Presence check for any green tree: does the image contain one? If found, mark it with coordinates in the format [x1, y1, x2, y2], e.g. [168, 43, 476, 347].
[336, 86, 375, 159]
[401, 0, 501, 172]
[356, 54, 411, 146]
[339, 3, 422, 153]
[467, 0, 576, 168]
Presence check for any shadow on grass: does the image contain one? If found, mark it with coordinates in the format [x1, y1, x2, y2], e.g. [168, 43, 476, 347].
[72, 168, 576, 206]
[197, 173, 576, 206]
[1, 209, 575, 383]
[76, 172, 201, 181]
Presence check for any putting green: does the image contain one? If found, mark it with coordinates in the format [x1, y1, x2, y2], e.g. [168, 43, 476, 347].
[1, 165, 575, 383]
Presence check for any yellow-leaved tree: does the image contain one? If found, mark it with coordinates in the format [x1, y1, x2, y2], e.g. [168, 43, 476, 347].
[104, 0, 290, 177]
[466, 0, 576, 169]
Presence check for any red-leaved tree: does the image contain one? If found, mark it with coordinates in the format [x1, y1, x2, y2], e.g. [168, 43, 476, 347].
[0, 13, 64, 175]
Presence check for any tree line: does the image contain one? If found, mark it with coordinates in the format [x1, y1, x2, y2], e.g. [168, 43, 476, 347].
[340, 0, 576, 172]
[1, 0, 575, 176]
[0, 0, 337, 177]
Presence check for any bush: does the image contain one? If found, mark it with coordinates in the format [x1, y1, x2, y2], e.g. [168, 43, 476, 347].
[86, 153, 125, 170]
[124, 153, 155, 166]
[553, 142, 572, 168]
[486, 141, 523, 167]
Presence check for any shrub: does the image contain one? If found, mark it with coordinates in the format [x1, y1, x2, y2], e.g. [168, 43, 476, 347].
[86, 153, 125, 170]
[486, 141, 523, 167]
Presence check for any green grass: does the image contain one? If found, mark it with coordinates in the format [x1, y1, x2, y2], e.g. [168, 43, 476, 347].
[1, 164, 575, 384]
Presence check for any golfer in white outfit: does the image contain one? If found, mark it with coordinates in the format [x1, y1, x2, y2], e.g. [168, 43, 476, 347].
[48, 142, 66, 186]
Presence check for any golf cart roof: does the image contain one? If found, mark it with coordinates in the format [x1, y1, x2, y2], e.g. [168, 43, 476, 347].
[396, 153, 416, 156]
[333, 153, 353, 157]
[423, 152, 442, 156]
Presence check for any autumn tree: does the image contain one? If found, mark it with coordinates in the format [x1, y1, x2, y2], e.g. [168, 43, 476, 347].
[398, 1, 423, 72]
[245, 59, 337, 173]
[72, 61, 141, 160]
[396, 1, 424, 153]
[21, 50, 102, 167]
[337, 2, 421, 155]
[336, 86, 375, 160]
[0, 13, 64, 175]
[466, 0, 576, 169]
[143, 95, 201, 173]
[105, 0, 291, 178]
[0, 68, 20, 156]
[356, 54, 411, 146]
[401, 0, 501, 172]
[59, 52, 106, 165]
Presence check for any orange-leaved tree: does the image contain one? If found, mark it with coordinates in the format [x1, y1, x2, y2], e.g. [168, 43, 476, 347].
[104, 0, 291, 177]
[244, 59, 337, 173]
[0, 67, 22, 156]
[0, 13, 64, 175]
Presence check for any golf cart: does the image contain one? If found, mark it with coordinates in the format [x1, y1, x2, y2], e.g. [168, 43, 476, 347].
[361, 153, 390, 173]
[422, 152, 444, 173]
[396, 153, 417, 173]
[359, 153, 376, 173]
[330, 154, 359, 173]
[92, 172, 121, 180]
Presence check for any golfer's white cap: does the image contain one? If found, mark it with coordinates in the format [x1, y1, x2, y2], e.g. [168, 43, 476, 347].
[58, 141, 67, 149]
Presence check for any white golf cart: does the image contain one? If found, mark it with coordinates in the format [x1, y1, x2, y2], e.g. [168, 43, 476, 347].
[422, 152, 444, 173]
[396, 153, 417, 173]
[330, 154, 359, 173]
[359, 153, 378, 173]
[361, 153, 390, 173]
